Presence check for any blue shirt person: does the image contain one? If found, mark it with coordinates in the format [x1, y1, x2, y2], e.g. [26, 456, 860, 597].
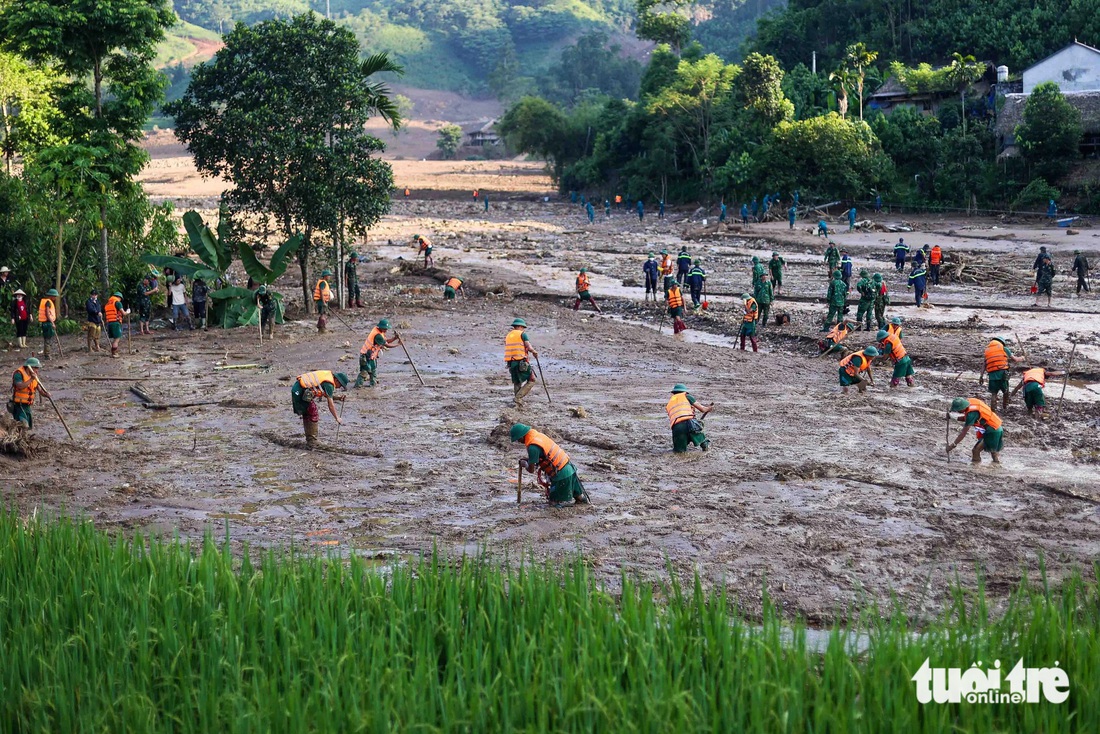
[908, 263, 928, 306]
[848, 207, 857, 230]
[788, 205, 797, 230]
[637, 199, 644, 221]
[719, 202, 727, 222]
[586, 202, 595, 223]
[740, 203, 749, 224]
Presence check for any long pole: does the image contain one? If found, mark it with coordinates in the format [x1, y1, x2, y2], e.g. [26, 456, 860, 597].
[534, 353, 552, 405]
[945, 411, 951, 463]
[53, 331, 64, 359]
[335, 395, 347, 440]
[393, 329, 426, 386]
[35, 377, 74, 441]
[1057, 341, 1077, 417]
[327, 307, 357, 333]
[126, 313, 133, 354]
[516, 459, 523, 505]
[1014, 332, 1028, 361]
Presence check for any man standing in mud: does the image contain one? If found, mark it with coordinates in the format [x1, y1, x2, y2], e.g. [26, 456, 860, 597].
[253, 285, 276, 338]
[291, 369, 348, 448]
[643, 253, 660, 301]
[876, 329, 914, 387]
[573, 268, 601, 313]
[980, 336, 1022, 412]
[768, 252, 785, 295]
[505, 318, 539, 405]
[824, 241, 840, 277]
[676, 246, 692, 285]
[687, 260, 706, 312]
[345, 252, 362, 308]
[313, 269, 333, 333]
[667, 280, 687, 334]
[854, 270, 874, 331]
[1035, 251, 1055, 307]
[355, 318, 400, 388]
[893, 238, 909, 272]
[947, 397, 1004, 464]
[823, 271, 846, 331]
[838, 345, 878, 394]
[510, 423, 589, 506]
[9, 357, 50, 429]
[665, 383, 712, 453]
[756, 278, 773, 329]
[414, 235, 434, 269]
[740, 294, 759, 352]
[1010, 365, 1063, 417]
[1072, 250, 1090, 295]
[658, 250, 675, 292]
[751, 256, 767, 294]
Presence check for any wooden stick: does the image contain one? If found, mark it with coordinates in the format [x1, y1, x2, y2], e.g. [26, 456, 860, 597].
[393, 329, 426, 386]
[335, 395, 347, 440]
[945, 411, 951, 463]
[1014, 332, 1028, 362]
[126, 313, 133, 354]
[35, 377, 74, 441]
[53, 330, 63, 359]
[534, 353, 552, 405]
[1057, 341, 1077, 417]
[517, 459, 523, 505]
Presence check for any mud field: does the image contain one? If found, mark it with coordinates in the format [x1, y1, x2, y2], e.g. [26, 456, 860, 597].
[5, 186, 1100, 624]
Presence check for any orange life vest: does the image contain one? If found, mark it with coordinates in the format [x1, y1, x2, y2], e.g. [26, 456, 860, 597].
[965, 398, 1002, 431]
[404, 188, 410, 196]
[666, 392, 694, 427]
[504, 328, 527, 363]
[826, 323, 850, 343]
[839, 351, 871, 377]
[297, 370, 336, 399]
[11, 366, 38, 405]
[743, 297, 758, 322]
[615, 195, 622, 204]
[445, 277, 462, 289]
[313, 279, 331, 303]
[473, 189, 479, 198]
[417, 236, 432, 251]
[659, 255, 672, 274]
[104, 295, 123, 323]
[667, 286, 684, 309]
[886, 322, 902, 339]
[576, 273, 590, 293]
[930, 246, 942, 265]
[360, 327, 385, 358]
[38, 298, 55, 323]
[522, 429, 570, 476]
[881, 332, 907, 362]
[984, 340, 1009, 373]
[1023, 368, 1046, 387]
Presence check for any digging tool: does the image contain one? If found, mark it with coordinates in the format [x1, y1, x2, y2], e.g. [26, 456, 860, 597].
[335, 394, 347, 440]
[53, 331, 64, 359]
[126, 313, 133, 354]
[35, 377, 73, 441]
[258, 309, 263, 347]
[657, 308, 667, 334]
[534, 353, 552, 405]
[393, 329, 426, 387]
[1014, 332, 1028, 362]
[945, 411, 951, 463]
[327, 306, 357, 333]
[516, 459, 523, 504]
[1057, 341, 1077, 417]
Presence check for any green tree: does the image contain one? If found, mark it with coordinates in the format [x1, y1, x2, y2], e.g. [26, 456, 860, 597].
[636, 0, 691, 55]
[0, 53, 59, 174]
[1015, 81, 1083, 182]
[437, 124, 464, 159]
[781, 63, 832, 120]
[168, 13, 401, 312]
[845, 42, 878, 121]
[739, 53, 794, 129]
[828, 66, 855, 119]
[538, 32, 642, 108]
[942, 52, 985, 135]
[498, 96, 569, 177]
[1, 0, 176, 293]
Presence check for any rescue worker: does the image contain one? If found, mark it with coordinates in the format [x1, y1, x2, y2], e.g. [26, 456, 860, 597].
[103, 291, 129, 358]
[854, 270, 874, 331]
[9, 357, 50, 429]
[443, 276, 464, 300]
[345, 252, 362, 308]
[254, 285, 276, 338]
[948, 397, 1003, 464]
[1011, 366, 1063, 417]
[643, 252, 660, 301]
[483, 194, 490, 212]
[687, 260, 706, 312]
[313, 269, 333, 333]
[913, 245, 926, 267]
[659, 249, 675, 292]
[848, 206, 857, 231]
[929, 244, 943, 286]
[740, 203, 749, 224]
[768, 252, 785, 295]
[751, 256, 767, 293]
[615, 194, 622, 210]
[788, 205, 797, 230]
[505, 318, 539, 404]
[877, 329, 914, 387]
[740, 293, 759, 352]
[1047, 199, 1057, 221]
[666, 383, 712, 453]
[404, 187, 410, 198]
[839, 249, 854, 287]
[291, 369, 348, 448]
[823, 270, 846, 330]
[676, 246, 692, 285]
[719, 201, 727, 223]
[819, 319, 851, 355]
[85, 290, 103, 352]
[636, 199, 644, 221]
[817, 219, 829, 237]
[751, 197, 759, 220]
[9, 289, 29, 349]
[908, 261, 928, 307]
[824, 241, 840, 276]
[893, 238, 909, 272]
[1072, 250, 1090, 295]
[586, 201, 595, 223]
[138, 274, 158, 335]
[886, 316, 904, 340]
[873, 273, 890, 329]
[573, 268, 601, 312]
[980, 336, 1023, 412]
[667, 280, 687, 334]
[874, 193, 882, 213]
[414, 234, 434, 268]
[192, 277, 209, 330]
[1035, 251, 1055, 307]
[355, 318, 400, 388]
[38, 288, 59, 359]
[509, 423, 590, 506]
[756, 278, 774, 328]
[604, 199, 611, 218]
[838, 345, 879, 394]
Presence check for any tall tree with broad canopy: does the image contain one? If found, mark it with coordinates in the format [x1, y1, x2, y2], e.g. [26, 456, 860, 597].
[167, 13, 401, 312]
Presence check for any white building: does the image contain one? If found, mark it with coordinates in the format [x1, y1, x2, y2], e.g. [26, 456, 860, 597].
[1022, 41, 1100, 94]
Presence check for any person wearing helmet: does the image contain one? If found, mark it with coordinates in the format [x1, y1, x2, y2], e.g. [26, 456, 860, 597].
[10, 288, 30, 349]
[854, 270, 874, 331]
[893, 238, 909, 272]
[573, 268, 601, 313]
[838, 345, 878, 393]
[253, 285, 277, 338]
[509, 423, 589, 506]
[750, 255, 767, 293]
[643, 252, 660, 301]
[666, 384, 712, 453]
[666, 279, 687, 334]
[413, 234, 433, 269]
[873, 273, 890, 330]
[355, 319, 400, 388]
[756, 276, 774, 329]
[823, 241, 840, 276]
[291, 369, 349, 448]
[877, 329, 914, 387]
[443, 276, 464, 300]
[740, 294, 759, 352]
[1010, 365, 1064, 417]
[948, 397, 1004, 464]
[10, 357, 50, 429]
[823, 270, 847, 331]
[37, 288, 59, 359]
[504, 318, 539, 405]
[980, 337, 1023, 412]
[345, 252, 362, 309]
[819, 319, 852, 356]
[1071, 249, 1090, 296]
[658, 249, 675, 292]
[313, 269, 334, 333]
[103, 292, 130, 358]
[768, 252, 785, 295]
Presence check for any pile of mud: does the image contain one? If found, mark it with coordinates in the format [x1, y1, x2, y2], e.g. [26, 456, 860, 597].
[0, 416, 35, 457]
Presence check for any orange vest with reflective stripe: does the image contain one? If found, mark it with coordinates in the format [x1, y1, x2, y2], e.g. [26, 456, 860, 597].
[12, 366, 38, 405]
[445, 277, 462, 289]
[984, 341, 1008, 373]
[313, 279, 331, 302]
[523, 429, 569, 476]
[743, 297, 758, 322]
[297, 370, 336, 399]
[666, 392, 694, 427]
[504, 328, 527, 363]
[104, 296, 123, 323]
[839, 351, 871, 377]
[1023, 368, 1046, 387]
[881, 332, 907, 362]
[576, 273, 590, 292]
[360, 327, 384, 357]
[667, 286, 683, 309]
[38, 298, 55, 323]
[965, 398, 1002, 430]
[930, 246, 942, 265]
[826, 323, 850, 343]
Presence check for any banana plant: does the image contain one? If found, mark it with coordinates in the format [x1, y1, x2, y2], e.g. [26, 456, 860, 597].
[208, 234, 303, 328]
[141, 207, 235, 281]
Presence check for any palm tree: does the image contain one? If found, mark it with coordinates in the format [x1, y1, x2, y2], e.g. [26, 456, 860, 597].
[845, 43, 879, 120]
[943, 52, 985, 134]
[829, 66, 856, 119]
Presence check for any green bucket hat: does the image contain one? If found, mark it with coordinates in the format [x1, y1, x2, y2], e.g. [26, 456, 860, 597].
[321, 269, 333, 277]
[377, 318, 390, 330]
[661, 249, 668, 254]
[833, 270, 841, 278]
[752, 256, 759, 263]
[771, 251, 778, 257]
[113, 291, 123, 298]
[509, 423, 531, 442]
[648, 252, 655, 257]
[334, 373, 349, 388]
[873, 273, 882, 281]
[876, 330, 889, 340]
[411, 233, 421, 240]
[951, 398, 970, 412]
[512, 318, 527, 328]
[890, 317, 902, 325]
[46, 288, 59, 296]
[991, 336, 1005, 344]
[741, 293, 751, 300]
[860, 269, 869, 276]
[349, 252, 358, 258]
[863, 346, 879, 357]
[24, 357, 41, 368]
[671, 384, 688, 394]
[580, 267, 587, 273]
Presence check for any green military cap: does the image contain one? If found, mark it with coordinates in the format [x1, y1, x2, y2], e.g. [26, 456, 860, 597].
[377, 318, 390, 329]
[876, 330, 889, 340]
[46, 288, 59, 296]
[833, 270, 842, 278]
[771, 251, 779, 257]
[648, 252, 655, 257]
[113, 292, 123, 298]
[752, 256, 759, 263]
[580, 267, 587, 273]
[951, 397, 970, 412]
[334, 373, 349, 387]
[873, 273, 883, 281]
[890, 317, 902, 325]
[671, 384, 688, 393]
[991, 336, 1005, 344]
[509, 423, 531, 441]
[349, 252, 358, 258]
[321, 269, 333, 277]
[860, 269, 869, 276]
[661, 249, 668, 254]
[863, 346, 879, 357]
[742, 293, 751, 300]
[24, 357, 41, 368]
[511, 318, 527, 328]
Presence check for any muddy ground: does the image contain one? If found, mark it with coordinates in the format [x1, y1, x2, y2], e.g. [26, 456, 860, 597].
[4, 184, 1100, 625]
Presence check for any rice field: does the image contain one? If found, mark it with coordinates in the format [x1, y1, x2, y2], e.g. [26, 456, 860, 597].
[1, 512, 1097, 732]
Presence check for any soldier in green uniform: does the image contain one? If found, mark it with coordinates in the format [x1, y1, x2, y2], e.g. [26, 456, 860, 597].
[510, 423, 590, 506]
[504, 318, 539, 404]
[756, 278, 774, 328]
[750, 256, 767, 293]
[253, 285, 277, 338]
[291, 369, 349, 448]
[768, 252, 785, 295]
[9, 357, 50, 429]
[823, 271, 846, 330]
[354, 318, 400, 388]
[665, 383, 712, 453]
[854, 269, 875, 331]
[824, 241, 840, 277]
[344, 252, 362, 308]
